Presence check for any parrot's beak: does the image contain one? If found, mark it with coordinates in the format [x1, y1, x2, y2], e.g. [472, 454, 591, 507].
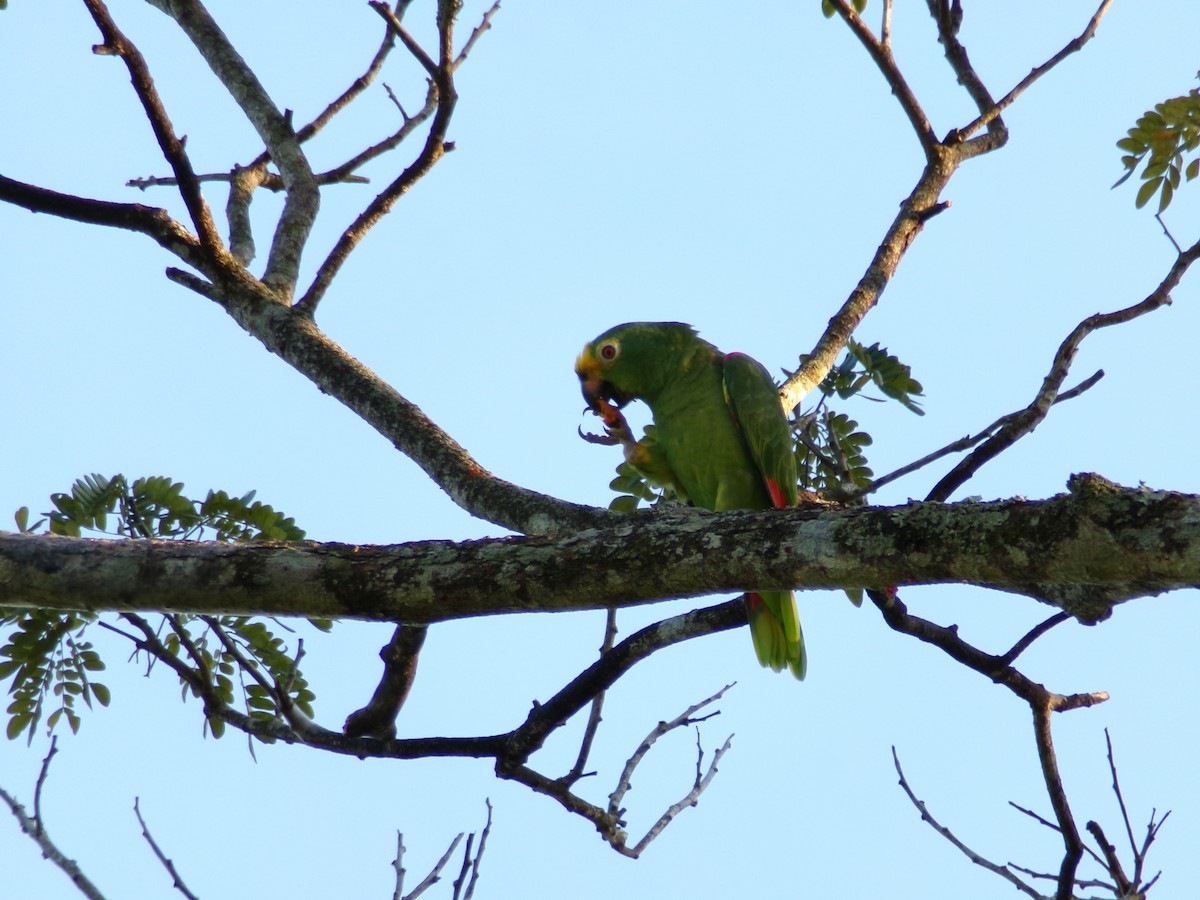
[575, 346, 633, 414]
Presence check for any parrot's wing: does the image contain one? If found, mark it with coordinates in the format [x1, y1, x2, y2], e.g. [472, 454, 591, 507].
[722, 352, 799, 509]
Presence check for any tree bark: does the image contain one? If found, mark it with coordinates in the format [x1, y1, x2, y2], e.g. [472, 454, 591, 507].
[1, 475, 1196, 625]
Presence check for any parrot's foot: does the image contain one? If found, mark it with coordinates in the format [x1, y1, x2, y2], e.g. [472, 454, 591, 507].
[578, 398, 636, 449]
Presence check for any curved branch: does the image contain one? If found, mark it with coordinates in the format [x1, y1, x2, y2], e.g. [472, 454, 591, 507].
[928, 235, 1200, 501]
[83, 0, 223, 264]
[0, 175, 204, 268]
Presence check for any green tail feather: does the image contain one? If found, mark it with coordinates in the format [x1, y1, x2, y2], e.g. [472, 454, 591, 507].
[747, 591, 806, 680]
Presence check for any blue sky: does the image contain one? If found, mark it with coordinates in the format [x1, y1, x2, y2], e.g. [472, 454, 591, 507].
[3, 2, 1200, 898]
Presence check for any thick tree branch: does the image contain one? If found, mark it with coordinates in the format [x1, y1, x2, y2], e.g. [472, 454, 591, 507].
[2, 476, 1198, 624]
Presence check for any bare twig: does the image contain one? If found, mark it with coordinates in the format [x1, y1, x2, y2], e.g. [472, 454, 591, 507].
[392, 831, 406, 900]
[32, 735, 58, 834]
[855, 370, 1103, 497]
[928, 236, 1200, 502]
[951, 0, 1115, 146]
[626, 729, 732, 859]
[559, 609, 619, 786]
[82, 0, 222, 262]
[892, 747, 1042, 898]
[1085, 819, 1133, 896]
[0, 742, 108, 900]
[998, 613, 1070, 666]
[134, 798, 200, 900]
[452, 1, 501, 71]
[460, 800, 492, 900]
[824, 0, 937, 154]
[607, 683, 734, 857]
[450, 833, 474, 900]
[297, 0, 487, 313]
[403, 832, 463, 900]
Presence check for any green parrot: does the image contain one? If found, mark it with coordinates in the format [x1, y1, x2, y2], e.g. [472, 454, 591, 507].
[575, 322, 806, 679]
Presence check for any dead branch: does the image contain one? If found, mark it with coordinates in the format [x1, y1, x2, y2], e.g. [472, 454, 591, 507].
[0, 738, 108, 900]
[134, 798, 200, 900]
[82, 0, 223, 262]
[927, 235, 1200, 502]
[892, 746, 1042, 898]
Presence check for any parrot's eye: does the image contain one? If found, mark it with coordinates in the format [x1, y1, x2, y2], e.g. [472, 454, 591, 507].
[598, 341, 620, 362]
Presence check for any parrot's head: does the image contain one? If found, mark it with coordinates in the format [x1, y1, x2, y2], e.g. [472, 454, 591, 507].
[575, 322, 699, 415]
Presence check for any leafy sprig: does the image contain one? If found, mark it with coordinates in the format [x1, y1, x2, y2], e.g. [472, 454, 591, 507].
[1115, 82, 1200, 213]
[4, 475, 318, 742]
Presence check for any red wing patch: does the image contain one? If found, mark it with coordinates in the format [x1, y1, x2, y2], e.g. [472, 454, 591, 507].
[764, 478, 788, 509]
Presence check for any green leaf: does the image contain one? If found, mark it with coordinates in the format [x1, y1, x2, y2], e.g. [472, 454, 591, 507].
[610, 495, 640, 513]
[1136, 176, 1163, 209]
[1159, 178, 1175, 213]
[1187, 158, 1199, 181]
[6, 713, 29, 741]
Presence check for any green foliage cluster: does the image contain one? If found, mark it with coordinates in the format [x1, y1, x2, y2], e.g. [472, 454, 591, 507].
[1116, 83, 1200, 213]
[0, 611, 107, 742]
[821, 0, 867, 18]
[795, 339, 924, 497]
[21, 472, 303, 541]
[158, 615, 324, 740]
[609, 457, 662, 513]
[4, 474, 318, 743]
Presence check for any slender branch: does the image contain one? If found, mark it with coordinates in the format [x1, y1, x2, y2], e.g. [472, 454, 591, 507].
[453, 1, 501, 71]
[159, 0, 318, 296]
[402, 832, 463, 900]
[825, 0, 937, 154]
[779, 154, 956, 412]
[297, 1, 475, 314]
[928, 237, 1200, 501]
[0, 740, 108, 900]
[134, 798, 200, 900]
[892, 747, 1042, 898]
[626, 724, 733, 858]
[248, 0, 410, 171]
[0, 175, 205, 269]
[950, 0, 1115, 145]
[998, 613, 1071, 666]
[924, 0, 1004, 152]
[559, 609, 619, 786]
[392, 832, 407, 900]
[1085, 820, 1132, 897]
[460, 799, 491, 900]
[856, 370, 1103, 498]
[32, 735, 57, 834]
[82, 0, 223, 262]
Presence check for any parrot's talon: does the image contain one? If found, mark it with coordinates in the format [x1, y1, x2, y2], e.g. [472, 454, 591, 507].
[578, 425, 620, 446]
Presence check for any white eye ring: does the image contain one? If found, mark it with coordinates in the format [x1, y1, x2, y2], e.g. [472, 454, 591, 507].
[598, 340, 620, 362]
